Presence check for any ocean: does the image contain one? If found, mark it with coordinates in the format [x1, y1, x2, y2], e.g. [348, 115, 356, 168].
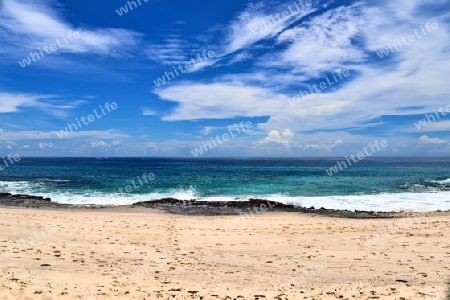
[0, 157, 449, 212]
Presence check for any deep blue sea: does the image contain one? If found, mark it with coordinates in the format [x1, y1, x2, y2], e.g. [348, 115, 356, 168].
[0, 157, 449, 211]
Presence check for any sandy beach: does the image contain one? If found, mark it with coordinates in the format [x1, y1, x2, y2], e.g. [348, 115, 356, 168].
[0, 206, 449, 300]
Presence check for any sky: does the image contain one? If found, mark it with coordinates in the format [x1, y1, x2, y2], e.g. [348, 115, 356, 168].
[0, 0, 449, 157]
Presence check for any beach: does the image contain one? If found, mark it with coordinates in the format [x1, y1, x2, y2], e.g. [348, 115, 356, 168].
[0, 205, 448, 300]
[3, 0, 450, 298]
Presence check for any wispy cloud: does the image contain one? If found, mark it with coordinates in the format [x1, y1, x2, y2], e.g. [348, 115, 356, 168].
[200, 126, 215, 135]
[224, 1, 317, 54]
[0, 0, 141, 61]
[145, 36, 219, 74]
[145, 37, 194, 65]
[0, 130, 130, 140]
[142, 107, 158, 116]
[264, 3, 367, 77]
[0, 92, 86, 117]
[0, 92, 41, 113]
[154, 0, 450, 140]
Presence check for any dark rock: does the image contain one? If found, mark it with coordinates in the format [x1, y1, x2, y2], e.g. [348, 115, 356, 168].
[1, 193, 446, 219]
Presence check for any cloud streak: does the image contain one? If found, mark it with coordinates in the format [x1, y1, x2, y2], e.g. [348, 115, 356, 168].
[0, 0, 141, 61]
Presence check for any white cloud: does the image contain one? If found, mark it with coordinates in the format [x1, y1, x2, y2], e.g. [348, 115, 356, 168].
[0, 0, 141, 59]
[265, 3, 367, 76]
[0, 130, 130, 140]
[39, 142, 54, 149]
[0, 92, 86, 117]
[0, 93, 40, 113]
[226, 52, 253, 65]
[225, 2, 317, 54]
[145, 37, 193, 65]
[153, 0, 450, 138]
[282, 128, 294, 138]
[148, 1, 317, 74]
[260, 128, 294, 144]
[408, 120, 450, 132]
[145, 37, 217, 73]
[201, 126, 214, 135]
[37, 100, 88, 119]
[90, 141, 108, 148]
[142, 107, 158, 116]
[157, 83, 283, 121]
[419, 135, 446, 144]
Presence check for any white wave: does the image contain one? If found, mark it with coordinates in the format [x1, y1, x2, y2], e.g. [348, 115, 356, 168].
[39, 192, 151, 206]
[431, 178, 450, 185]
[169, 186, 198, 200]
[38, 179, 72, 182]
[0, 180, 41, 193]
[156, 192, 450, 212]
[1, 181, 449, 211]
[272, 192, 450, 212]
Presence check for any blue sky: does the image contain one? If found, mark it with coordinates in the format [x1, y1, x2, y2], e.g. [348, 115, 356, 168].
[0, 0, 449, 157]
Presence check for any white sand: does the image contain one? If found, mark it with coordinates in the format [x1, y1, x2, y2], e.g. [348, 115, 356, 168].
[0, 207, 449, 299]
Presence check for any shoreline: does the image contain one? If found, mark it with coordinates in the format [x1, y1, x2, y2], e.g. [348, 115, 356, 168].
[1, 192, 449, 219]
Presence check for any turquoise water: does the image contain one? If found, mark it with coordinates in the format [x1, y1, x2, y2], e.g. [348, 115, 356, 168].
[0, 157, 449, 211]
